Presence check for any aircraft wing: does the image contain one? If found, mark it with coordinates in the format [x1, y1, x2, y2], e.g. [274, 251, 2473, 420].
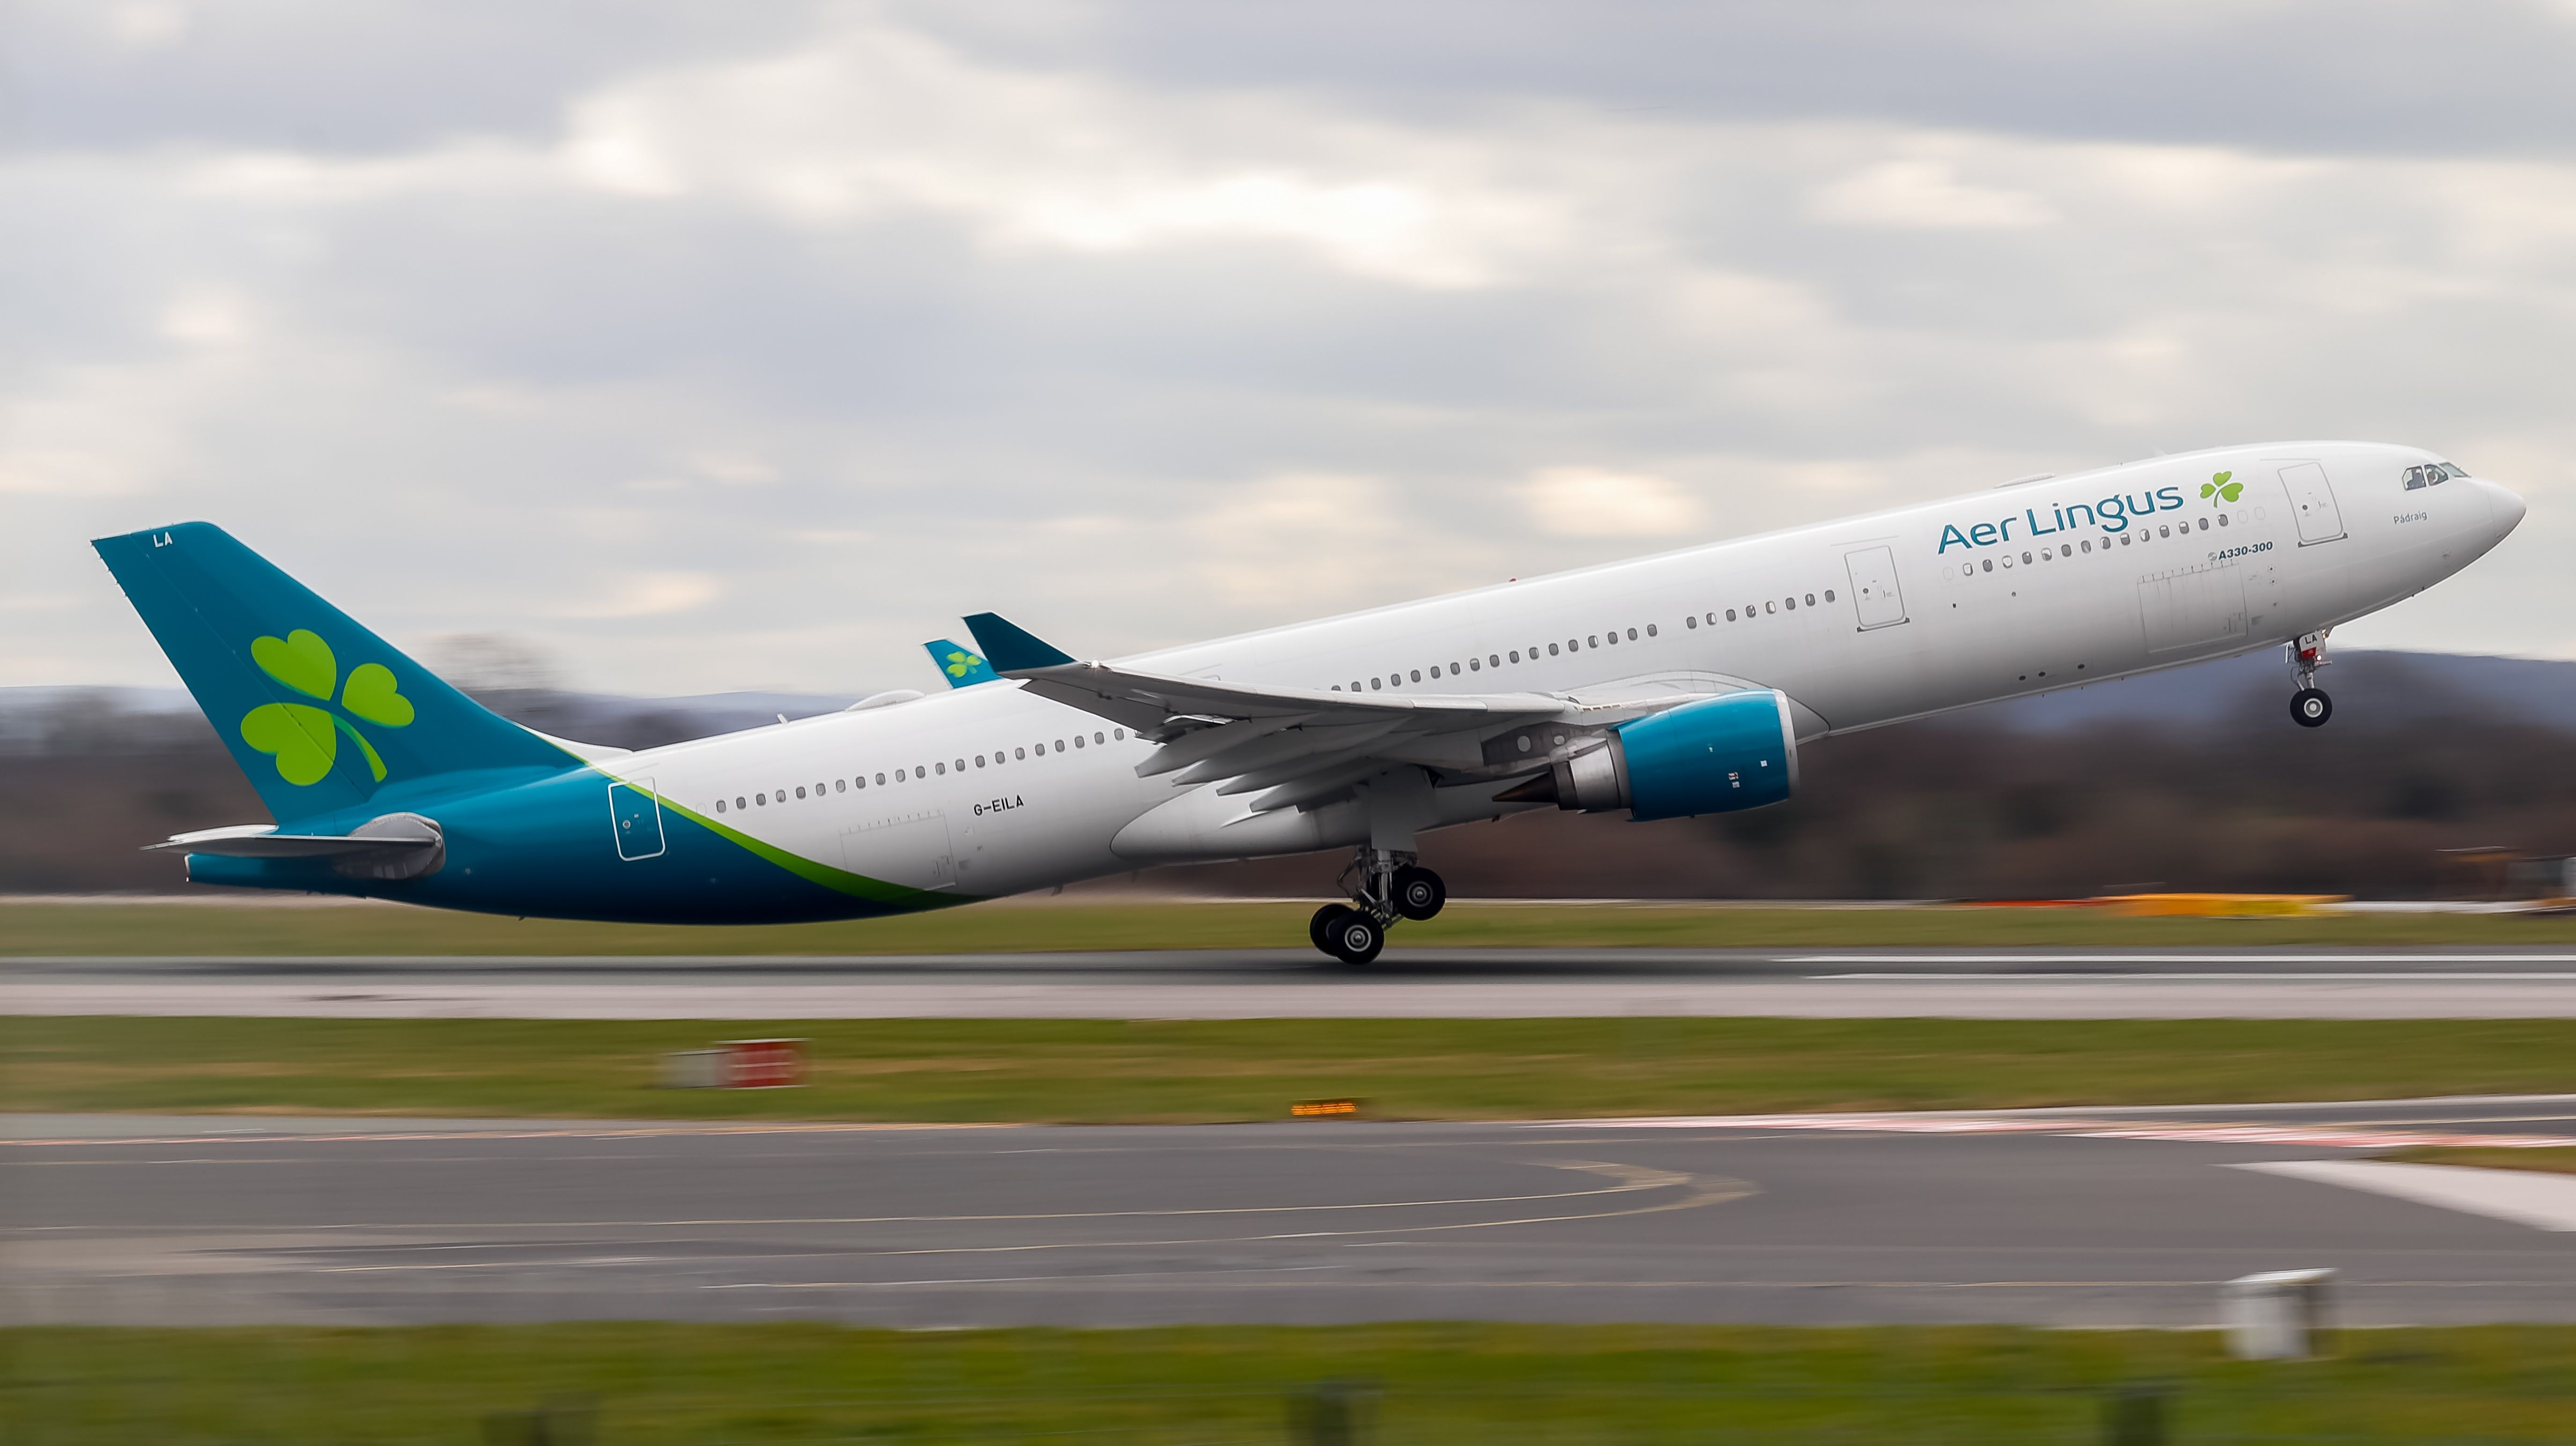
[966, 612, 1595, 813]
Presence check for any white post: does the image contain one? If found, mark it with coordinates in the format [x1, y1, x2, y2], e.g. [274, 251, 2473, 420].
[2222, 1268, 2335, 1359]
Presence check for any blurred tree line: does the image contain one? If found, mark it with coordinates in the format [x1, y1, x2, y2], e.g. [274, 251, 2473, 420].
[9, 653, 2575, 899]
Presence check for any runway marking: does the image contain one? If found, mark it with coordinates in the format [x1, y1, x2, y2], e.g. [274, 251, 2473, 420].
[1796, 954, 2576, 965]
[2236, 1159, 2576, 1232]
[0, 1121, 1017, 1149]
[1816, 972, 2576, 981]
[1529, 1114, 2576, 1151]
[155, 1162, 1754, 1271]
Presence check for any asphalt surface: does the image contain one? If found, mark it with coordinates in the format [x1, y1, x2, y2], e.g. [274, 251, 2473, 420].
[13, 1098, 2576, 1328]
[19, 948, 2576, 1016]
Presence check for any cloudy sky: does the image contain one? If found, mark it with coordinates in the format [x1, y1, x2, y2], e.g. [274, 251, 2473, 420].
[9, 0, 2576, 697]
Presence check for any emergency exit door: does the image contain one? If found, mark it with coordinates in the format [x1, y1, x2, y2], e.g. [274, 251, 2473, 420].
[1844, 546, 1909, 630]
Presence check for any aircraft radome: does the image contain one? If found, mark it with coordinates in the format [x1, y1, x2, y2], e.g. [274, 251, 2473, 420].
[98, 442, 2524, 962]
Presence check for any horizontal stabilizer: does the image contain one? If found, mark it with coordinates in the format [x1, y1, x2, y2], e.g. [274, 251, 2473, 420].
[962, 613, 1075, 673]
[148, 821, 440, 858]
[924, 638, 999, 688]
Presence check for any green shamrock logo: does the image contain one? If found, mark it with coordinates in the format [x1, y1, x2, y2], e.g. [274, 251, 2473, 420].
[943, 649, 985, 679]
[238, 628, 414, 786]
[2200, 470, 2244, 505]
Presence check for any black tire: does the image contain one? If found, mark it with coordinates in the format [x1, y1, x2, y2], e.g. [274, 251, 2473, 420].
[1309, 903, 1349, 954]
[1392, 865, 1447, 921]
[1325, 910, 1384, 965]
[2290, 688, 2332, 728]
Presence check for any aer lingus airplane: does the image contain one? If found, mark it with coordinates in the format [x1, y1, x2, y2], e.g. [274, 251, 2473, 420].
[99, 441, 2522, 962]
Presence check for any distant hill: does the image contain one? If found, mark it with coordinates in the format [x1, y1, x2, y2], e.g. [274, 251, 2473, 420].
[1959, 650, 2576, 733]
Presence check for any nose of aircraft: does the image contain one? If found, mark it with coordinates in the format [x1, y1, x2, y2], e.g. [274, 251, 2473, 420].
[2482, 476, 2529, 538]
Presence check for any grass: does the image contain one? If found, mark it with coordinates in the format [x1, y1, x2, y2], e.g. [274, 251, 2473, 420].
[11, 1016, 2576, 1122]
[11, 1322, 2576, 1444]
[2380, 1145, 2576, 1176]
[10, 896, 2576, 955]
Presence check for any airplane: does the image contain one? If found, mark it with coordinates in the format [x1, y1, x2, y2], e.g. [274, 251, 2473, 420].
[96, 440, 2523, 963]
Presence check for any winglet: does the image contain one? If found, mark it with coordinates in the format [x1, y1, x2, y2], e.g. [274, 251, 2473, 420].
[925, 638, 999, 688]
[962, 613, 1076, 673]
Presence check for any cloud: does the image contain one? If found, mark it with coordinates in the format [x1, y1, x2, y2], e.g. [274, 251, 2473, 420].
[1808, 156, 2057, 229]
[9, 3, 2576, 694]
[1518, 467, 1705, 538]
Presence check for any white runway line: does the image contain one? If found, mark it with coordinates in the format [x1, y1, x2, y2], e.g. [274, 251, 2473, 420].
[1795, 955, 2576, 965]
[2235, 1159, 2576, 1232]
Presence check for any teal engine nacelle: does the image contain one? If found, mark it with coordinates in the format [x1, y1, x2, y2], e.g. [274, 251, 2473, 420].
[1520, 690, 1798, 821]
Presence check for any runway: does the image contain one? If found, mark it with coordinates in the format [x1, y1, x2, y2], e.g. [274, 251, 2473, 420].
[12, 1098, 2576, 1328]
[19, 948, 2576, 1016]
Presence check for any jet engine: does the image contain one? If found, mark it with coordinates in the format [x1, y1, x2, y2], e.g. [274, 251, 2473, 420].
[1500, 690, 1798, 820]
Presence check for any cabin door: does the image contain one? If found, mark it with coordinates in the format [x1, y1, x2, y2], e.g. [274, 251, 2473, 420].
[608, 779, 666, 860]
[2279, 462, 2347, 545]
[1843, 546, 1909, 630]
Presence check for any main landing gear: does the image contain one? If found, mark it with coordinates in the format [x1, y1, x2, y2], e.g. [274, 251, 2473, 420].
[1309, 849, 1446, 964]
[2287, 630, 2332, 729]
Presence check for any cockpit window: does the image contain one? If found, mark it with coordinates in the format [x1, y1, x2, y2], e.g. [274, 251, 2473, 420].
[2438, 461, 2468, 480]
[2403, 464, 2430, 490]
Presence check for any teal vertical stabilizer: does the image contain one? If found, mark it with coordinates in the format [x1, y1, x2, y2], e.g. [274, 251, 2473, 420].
[924, 638, 999, 687]
[92, 522, 577, 825]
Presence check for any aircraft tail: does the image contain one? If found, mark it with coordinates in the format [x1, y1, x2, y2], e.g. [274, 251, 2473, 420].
[925, 639, 999, 687]
[92, 523, 577, 825]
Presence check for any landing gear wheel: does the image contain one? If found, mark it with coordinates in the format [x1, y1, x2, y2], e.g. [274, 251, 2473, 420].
[1324, 909, 1384, 966]
[2290, 688, 2332, 729]
[1310, 903, 1349, 953]
[1392, 865, 1446, 921]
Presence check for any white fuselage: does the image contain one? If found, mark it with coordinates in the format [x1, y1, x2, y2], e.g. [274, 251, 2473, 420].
[610, 442, 2523, 898]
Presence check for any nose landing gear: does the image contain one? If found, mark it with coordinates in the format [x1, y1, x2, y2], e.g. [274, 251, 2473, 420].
[2287, 631, 2332, 729]
[1310, 849, 1443, 964]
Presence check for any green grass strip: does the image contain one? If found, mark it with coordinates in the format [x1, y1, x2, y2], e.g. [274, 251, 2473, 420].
[11, 1323, 2576, 1444]
[13, 897, 2576, 956]
[12, 1017, 2576, 1122]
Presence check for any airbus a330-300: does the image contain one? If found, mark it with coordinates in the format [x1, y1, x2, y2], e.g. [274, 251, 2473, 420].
[98, 441, 2522, 962]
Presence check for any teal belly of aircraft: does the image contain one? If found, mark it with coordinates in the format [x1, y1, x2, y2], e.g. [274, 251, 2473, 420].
[185, 770, 967, 926]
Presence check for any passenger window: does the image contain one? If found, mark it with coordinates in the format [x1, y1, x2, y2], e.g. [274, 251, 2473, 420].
[1981, 559, 1993, 572]
[2120, 534, 2131, 546]
[1686, 616, 1697, 629]
[1548, 643, 1560, 656]
[1784, 597, 1796, 610]
[1725, 608, 1736, 621]
[1765, 601, 1776, 614]
[935, 762, 946, 775]
[736, 796, 747, 809]
[1055, 740, 1065, 752]
[794, 786, 804, 799]
[1115, 728, 1126, 740]
[1603, 631, 1615, 645]
[1625, 627, 1637, 640]
[1449, 661, 1460, 674]
[1370, 677, 1382, 689]
[1825, 590, 1836, 602]
[1803, 594, 1814, 606]
[2158, 525, 2169, 538]
[975, 754, 986, 767]
[835, 779, 845, 792]
[715, 799, 727, 813]
[756, 792, 767, 805]
[814, 782, 825, 795]
[1410, 669, 1421, 682]
[1488, 654, 1499, 667]
[2080, 540, 2091, 553]
[1468, 657, 1481, 670]
[2217, 514, 2228, 527]
[1645, 624, 1656, 637]
[1510, 650, 1521, 662]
